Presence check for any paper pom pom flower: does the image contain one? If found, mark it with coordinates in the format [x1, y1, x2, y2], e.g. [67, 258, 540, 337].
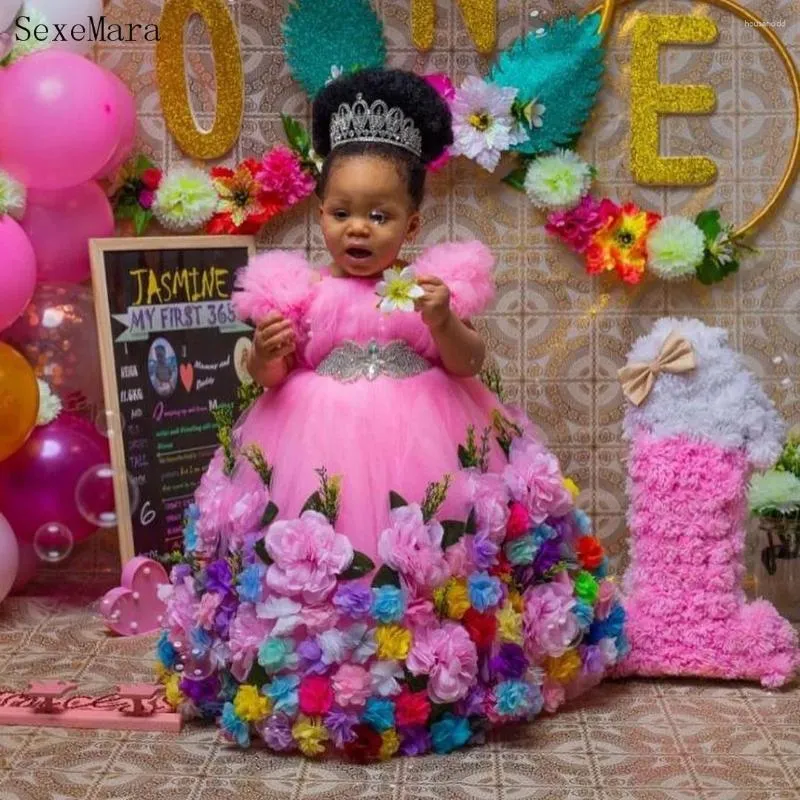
[450, 77, 527, 172]
[749, 470, 800, 515]
[646, 216, 706, 280]
[524, 149, 593, 211]
[256, 146, 316, 208]
[0, 170, 25, 219]
[153, 166, 218, 232]
[35, 380, 62, 426]
[585, 202, 661, 285]
[375, 266, 425, 313]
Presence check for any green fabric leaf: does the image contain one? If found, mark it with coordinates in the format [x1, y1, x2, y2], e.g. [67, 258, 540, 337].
[502, 166, 528, 192]
[281, 114, 311, 157]
[132, 206, 153, 236]
[389, 491, 408, 510]
[254, 538, 274, 566]
[465, 508, 477, 536]
[695, 252, 739, 285]
[489, 13, 606, 156]
[441, 520, 466, 549]
[260, 501, 279, 529]
[283, 0, 386, 98]
[301, 490, 322, 514]
[339, 551, 376, 580]
[371, 564, 401, 588]
[695, 209, 722, 241]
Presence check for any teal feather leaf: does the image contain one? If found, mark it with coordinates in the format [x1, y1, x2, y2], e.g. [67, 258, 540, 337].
[282, 0, 387, 99]
[489, 13, 606, 156]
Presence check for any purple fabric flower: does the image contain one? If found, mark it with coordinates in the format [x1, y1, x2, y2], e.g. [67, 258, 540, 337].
[470, 531, 500, 571]
[333, 584, 372, 618]
[399, 725, 432, 756]
[205, 560, 233, 594]
[324, 708, 359, 748]
[179, 674, 220, 706]
[490, 643, 529, 681]
[533, 538, 561, 576]
[258, 713, 296, 752]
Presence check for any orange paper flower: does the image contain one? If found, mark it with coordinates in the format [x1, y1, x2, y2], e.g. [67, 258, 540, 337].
[585, 202, 661, 284]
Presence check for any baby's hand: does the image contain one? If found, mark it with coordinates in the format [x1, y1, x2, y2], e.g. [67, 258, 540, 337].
[253, 312, 296, 364]
[415, 275, 452, 330]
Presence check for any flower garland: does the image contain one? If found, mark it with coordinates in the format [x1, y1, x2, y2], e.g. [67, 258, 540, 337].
[155, 408, 627, 760]
[109, 115, 319, 237]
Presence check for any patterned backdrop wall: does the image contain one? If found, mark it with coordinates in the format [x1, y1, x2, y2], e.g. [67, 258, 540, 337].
[97, 0, 799, 567]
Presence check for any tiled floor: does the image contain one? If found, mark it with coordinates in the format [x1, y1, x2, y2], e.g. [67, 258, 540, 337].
[1, 535, 798, 800]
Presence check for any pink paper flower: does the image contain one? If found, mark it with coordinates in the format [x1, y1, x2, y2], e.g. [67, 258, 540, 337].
[594, 579, 616, 621]
[332, 664, 372, 708]
[423, 73, 456, 173]
[406, 623, 478, 703]
[163, 575, 198, 637]
[445, 538, 474, 579]
[377, 505, 450, 592]
[228, 605, 273, 682]
[464, 471, 509, 543]
[506, 502, 531, 541]
[264, 511, 354, 604]
[196, 591, 223, 630]
[256, 145, 315, 207]
[299, 675, 334, 716]
[523, 574, 579, 659]
[504, 437, 573, 524]
[541, 676, 566, 712]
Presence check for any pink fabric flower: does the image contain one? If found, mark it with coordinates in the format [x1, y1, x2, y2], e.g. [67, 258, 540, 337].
[332, 664, 372, 708]
[196, 592, 223, 630]
[545, 195, 618, 254]
[523, 574, 579, 659]
[594, 579, 616, 621]
[504, 437, 573, 524]
[445, 538, 474, 579]
[377, 505, 450, 592]
[542, 676, 566, 712]
[506, 501, 531, 541]
[406, 622, 478, 703]
[299, 675, 335, 715]
[265, 510, 354, 604]
[256, 145, 315, 207]
[464, 471, 509, 543]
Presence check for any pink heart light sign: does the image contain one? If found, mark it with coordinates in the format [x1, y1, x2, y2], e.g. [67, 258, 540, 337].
[100, 556, 169, 637]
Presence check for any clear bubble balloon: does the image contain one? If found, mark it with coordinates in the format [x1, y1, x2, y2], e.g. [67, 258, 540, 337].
[170, 638, 214, 681]
[33, 522, 74, 563]
[75, 463, 141, 527]
[94, 407, 124, 439]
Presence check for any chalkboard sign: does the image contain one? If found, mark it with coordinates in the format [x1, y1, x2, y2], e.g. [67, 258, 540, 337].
[90, 236, 256, 563]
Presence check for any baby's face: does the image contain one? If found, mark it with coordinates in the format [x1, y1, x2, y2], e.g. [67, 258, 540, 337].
[320, 155, 419, 278]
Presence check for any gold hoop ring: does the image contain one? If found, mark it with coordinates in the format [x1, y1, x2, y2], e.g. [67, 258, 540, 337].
[582, 0, 799, 239]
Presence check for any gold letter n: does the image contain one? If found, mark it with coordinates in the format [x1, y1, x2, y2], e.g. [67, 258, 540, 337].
[631, 15, 718, 185]
[411, 0, 496, 55]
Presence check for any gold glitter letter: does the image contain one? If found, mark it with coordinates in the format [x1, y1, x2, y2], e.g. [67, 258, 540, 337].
[630, 15, 718, 186]
[411, 0, 496, 55]
[156, 0, 244, 159]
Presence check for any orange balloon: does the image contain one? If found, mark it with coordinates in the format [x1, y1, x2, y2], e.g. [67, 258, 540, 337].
[0, 341, 39, 462]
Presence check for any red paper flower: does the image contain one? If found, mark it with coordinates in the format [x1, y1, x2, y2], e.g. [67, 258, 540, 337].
[298, 675, 334, 716]
[207, 158, 283, 235]
[505, 502, 530, 541]
[462, 608, 498, 650]
[343, 723, 383, 763]
[576, 536, 605, 570]
[395, 689, 431, 726]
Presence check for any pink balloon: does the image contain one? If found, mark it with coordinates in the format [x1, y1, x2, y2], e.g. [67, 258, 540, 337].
[0, 413, 110, 545]
[0, 50, 120, 190]
[94, 71, 137, 181]
[21, 181, 114, 284]
[0, 512, 19, 605]
[0, 216, 36, 332]
[10, 540, 38, 595]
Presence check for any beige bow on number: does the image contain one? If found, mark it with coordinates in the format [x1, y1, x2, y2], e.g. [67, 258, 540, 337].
[617, 330, 696, 406]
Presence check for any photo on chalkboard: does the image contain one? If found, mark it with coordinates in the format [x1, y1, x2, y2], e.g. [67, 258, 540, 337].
[89, 235, 256, 564]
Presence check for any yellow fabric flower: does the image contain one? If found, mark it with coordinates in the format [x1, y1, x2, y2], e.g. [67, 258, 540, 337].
[164, 674, 184, 709]
[234, 684, 272, 723]
[445, 579, 470, 620]
[375, 624, 412, 660]
[546, 649, 582, 683]
[563, 477, 580, 499]
[497, 604, 523, 645]
[508, 590, 523, 614]
[292, 716, 329, 757]
[380, 729, 401, 760]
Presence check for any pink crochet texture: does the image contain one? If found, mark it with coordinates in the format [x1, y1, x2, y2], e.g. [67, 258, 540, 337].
[615, 432, 799, 688]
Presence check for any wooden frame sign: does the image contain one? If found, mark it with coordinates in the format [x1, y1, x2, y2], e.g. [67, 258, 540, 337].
[90, 235, 256, 564]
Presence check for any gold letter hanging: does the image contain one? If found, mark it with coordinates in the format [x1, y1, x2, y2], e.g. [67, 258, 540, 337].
[630, 14, 718, 186]
[411, 0, 496, 55]
[156, 0, 244, 159]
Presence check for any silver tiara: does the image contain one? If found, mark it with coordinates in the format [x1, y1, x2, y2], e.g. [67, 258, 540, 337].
[329, 94, 423, 159]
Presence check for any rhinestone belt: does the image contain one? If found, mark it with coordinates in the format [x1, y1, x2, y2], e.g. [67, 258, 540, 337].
[315, 339, 432, 382]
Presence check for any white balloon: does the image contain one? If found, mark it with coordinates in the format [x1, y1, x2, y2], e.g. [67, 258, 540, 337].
[23, 0, 103, 55]
[0, 0, 23, 34]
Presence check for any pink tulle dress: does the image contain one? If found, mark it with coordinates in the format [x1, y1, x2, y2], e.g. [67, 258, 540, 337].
[228, 241, 507, 560]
